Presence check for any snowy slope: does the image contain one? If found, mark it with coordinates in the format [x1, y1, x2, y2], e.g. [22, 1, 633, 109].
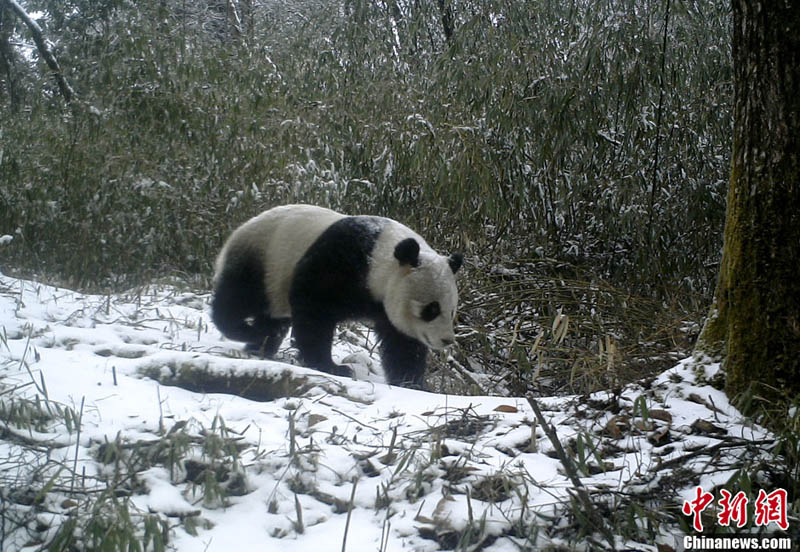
[0, 272, 777, 551]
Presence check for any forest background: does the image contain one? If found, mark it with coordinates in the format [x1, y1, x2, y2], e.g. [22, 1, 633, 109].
[0, 0, 732, 395]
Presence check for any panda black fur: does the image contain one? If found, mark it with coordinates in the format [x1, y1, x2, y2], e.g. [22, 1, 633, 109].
[211, 204, 462, 388]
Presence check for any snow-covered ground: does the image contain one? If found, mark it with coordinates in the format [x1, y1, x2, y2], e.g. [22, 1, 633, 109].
[0, 272, 780, 551]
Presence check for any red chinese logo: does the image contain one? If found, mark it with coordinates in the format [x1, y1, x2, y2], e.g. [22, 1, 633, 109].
[718, 489, 748, 528]
[682, 486, 789, 532]
[754, 488, 788, 530]
[682, 486, 715, 532]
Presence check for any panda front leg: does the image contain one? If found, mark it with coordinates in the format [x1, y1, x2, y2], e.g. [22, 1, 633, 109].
[291, 313, 353, 378]
[375, 320, 428, 389]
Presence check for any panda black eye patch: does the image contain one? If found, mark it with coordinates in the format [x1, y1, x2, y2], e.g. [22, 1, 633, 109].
[420, 301, 441, 322]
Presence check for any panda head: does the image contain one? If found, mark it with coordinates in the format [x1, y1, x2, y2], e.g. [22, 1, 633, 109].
[384, 237, 463, 350]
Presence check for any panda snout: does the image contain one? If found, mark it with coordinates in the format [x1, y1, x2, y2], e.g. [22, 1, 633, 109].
[429, 335, 455, 349]
[421, 333, 455, 349]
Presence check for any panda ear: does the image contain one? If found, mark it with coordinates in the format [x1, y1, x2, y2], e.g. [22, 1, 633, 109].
[394, 238, 420, 268]
[448, 253, 463, 274]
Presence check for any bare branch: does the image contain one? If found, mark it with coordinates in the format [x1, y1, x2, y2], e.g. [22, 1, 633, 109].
[2, 0, 74, 103]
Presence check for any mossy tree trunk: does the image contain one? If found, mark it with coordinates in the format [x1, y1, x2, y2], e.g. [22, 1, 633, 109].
[696, 1, 800, 406]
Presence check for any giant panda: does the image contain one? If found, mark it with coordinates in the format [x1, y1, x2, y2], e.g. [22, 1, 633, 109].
[211, 204, 462, 388]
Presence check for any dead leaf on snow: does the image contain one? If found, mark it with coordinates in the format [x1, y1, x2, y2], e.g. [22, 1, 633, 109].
[690, 419, 727, 436]
[604, 415, 630, 439]
[649, 409, 673, 423]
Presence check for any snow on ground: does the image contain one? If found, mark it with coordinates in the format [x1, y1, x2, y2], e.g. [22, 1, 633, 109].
[0, 272, 776, 551]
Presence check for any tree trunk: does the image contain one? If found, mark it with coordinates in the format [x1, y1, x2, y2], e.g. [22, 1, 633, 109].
[0, 3, 21, 109]
[696, 1, 800, 406]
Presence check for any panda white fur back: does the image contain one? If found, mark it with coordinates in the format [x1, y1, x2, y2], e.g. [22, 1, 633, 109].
[211, 204, 462, 388]
[215, 205, 345, 317]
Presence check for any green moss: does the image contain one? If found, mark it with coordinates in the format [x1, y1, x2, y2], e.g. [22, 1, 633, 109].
[694, 302, 726, 359]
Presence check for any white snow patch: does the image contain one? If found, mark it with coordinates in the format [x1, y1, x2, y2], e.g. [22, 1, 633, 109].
[0, 272, 779, 551]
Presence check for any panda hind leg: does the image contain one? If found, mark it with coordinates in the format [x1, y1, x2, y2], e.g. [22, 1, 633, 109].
[245, 318, 290, 358]
[211, 249, 289, 358]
